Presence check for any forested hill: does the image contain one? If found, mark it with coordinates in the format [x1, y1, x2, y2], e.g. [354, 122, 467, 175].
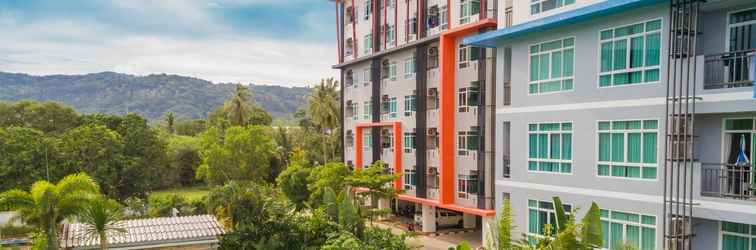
[0, 71, 311, 120]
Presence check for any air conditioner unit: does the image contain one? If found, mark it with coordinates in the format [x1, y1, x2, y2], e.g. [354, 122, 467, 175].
[428, 88, 438, 96]
[428, 167, 438, 175]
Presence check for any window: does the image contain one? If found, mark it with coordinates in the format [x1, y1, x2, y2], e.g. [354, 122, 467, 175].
[427, 167, 439, 189]
[386, 25, 396, 47]
[600, 209, 656, 250]
[729, 8, 756, 51]
[530, 0, 575, 15]
[389, 62, 397, 81]
[363, 101, 372, 120]
[352, 71, 360, 88]
[364, 34, 373, 55]
[529, 37, 574, 94]
[382, 97, 397, 118]
[350, 102, 358, 120]
[459, 0, 480, 25]
[404, 94, 416, 116]
[458, 126, 479, 156]
[404, 168, 417, 190]
[363, 131, 372, 151]
[721, 221, 756, 250]
[364, 0, 372, 20]
[363, 68, 370, 87]
[440, 5, 448, 30]
[403, 132, 416, 152]
[381, 129, 393, 149]
[722, 118, 756, 196]
[458, 83, 479, 113]
[404, 56, 416, 79]
[458, 44, 480, 68]
[528, 122, 572, 173]
[457, 172, 478, 198]
[599, 19, 662, 87]
[528, 199, 572, 240]
[427, 5, 440, 29]
[597, 120, 659, 180]
[409, 17, 418, 37]
[346, 130, 354, 147]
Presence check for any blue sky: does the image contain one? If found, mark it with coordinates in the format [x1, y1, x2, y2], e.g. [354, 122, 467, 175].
[0, 0, 338, 86]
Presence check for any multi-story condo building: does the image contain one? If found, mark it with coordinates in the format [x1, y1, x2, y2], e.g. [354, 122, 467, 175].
[465, 0, 756, 249]
[329, 0, 509, 241]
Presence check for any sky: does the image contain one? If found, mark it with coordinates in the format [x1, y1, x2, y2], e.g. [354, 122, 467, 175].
[0, 0, 339, 87]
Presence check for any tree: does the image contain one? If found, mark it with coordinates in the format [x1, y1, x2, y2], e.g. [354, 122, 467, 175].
[196, 126, 277, 185]
[166, 135, 202, 186]
[345, 161, 400, 223]
[522, 197, 603, 250]
[487, 198, 514, 250]
[0, 173, 100, 250]
[79, 197, 126, 250]
[58, 124, 126, 197]
[116, 114, 170, 194]
[276, 150, 311, 209]
[307, 162, 351, 206]
[228, 84, 252, 127]
[0, 127, 57, 191]
[165, 112, 175, 134]
[306, 78, 340, 163]
[0, 101, 81, 134]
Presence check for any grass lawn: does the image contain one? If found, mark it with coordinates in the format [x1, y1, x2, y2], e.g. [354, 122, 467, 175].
[150, 186, 210, 202]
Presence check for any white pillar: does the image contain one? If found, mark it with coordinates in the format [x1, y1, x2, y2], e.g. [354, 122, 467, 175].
[463, 213, 476, 229]
[482, 216, 496, 249]
[422, 205, 437, 233]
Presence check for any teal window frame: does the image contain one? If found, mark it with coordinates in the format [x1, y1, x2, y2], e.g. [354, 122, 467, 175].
[404, 168, 417, 190]
[363, 131, 372, 151]
[530, 0, 575, 15]
[387, 25, 396, 47]
[597, 119, 659, 180]
[600, 209, 657, 250]
[721, 221, 756, 250]
[529, 37, 575, 94]
[528, 122, 573, 173]
[363, 101, 372, 120]
[404, 56, 416, 79]
[404, 94, 416, 116]
[363, 68, 371, 86]
[457, 172, 478, 199]
[599, 19, 662, 87]
[364, 34, 373, 55]
[458, 126, 480, 156]
[459, 0, 481, 24]
[389, 97, 397, 118]
[403, 132, 416, 151]
[527, 199, 572, 241]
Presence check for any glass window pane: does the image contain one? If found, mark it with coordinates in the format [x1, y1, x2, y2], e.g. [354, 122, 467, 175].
[627, 225, 641, 248]
[612, 165, 627, 177]
[601, 30, 613, 40]
[563, 49, 574, 77]
[722, 234, 748, 250]
[628, 133, 642, 163]
[540, 54, 550, 80]
[599, 133, 611, 161]
[611, 222, 624, 249]
[562, 134, 572, 160]
[529, 124, 538, 131]
[563, 79, 574, 90]
[642, 167, 657, 179]
[561, 163, 571, 173]
[541, 40, 562, 51]
[599, 122, 611, 130]
[643, 120, 658, 129]
[614, 72, 629, 85]
[641, 228, 655, 250]
[629, 71, 643, 83]
[529, 84, 539, 94]
[531, 45, 540, 54]
[600, 75, 612, 87]
[645, 33, 661, 66]
[529, 209, 539, 233]
[614, 40, 627, 70]
[563, 37, 574, 47]
[601, 221, 610, 248]
[646, 19, 662, 31]
[601, 42, 614, 72]
[645, 69, 660, 82]
[630, 36, 644, 68]
[551, 51, 562, 78]
[642, 215, 656, 225]
[627, 166, 641, 178]
[540, 80, 562, 93]
[598, 164, 610, 176]
[529, 161, 538, 170]
[551, 134, 561, 159]
[530, 55, 540, 81]
[612, 133, 625, 162]
[643, 133, 657, 164]
[539, 134, 549, 158]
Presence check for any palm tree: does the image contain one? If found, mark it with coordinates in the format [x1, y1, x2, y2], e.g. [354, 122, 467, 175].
[79, 197, 126, 250]
[0, 173, 100, 250]
[227, 84, 252, 126]
[307, 78, 340, 162]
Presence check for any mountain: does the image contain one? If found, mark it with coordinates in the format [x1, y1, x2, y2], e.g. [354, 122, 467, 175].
[0, 71, 312, 120]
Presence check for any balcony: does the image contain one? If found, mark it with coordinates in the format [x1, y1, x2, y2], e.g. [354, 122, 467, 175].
[703, 50, 755, 90]
[701, 163, 756, 200]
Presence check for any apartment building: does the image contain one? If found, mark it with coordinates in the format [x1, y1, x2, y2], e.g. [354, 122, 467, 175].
[465, 0, 756, 249]
[329, 0, 507, 241]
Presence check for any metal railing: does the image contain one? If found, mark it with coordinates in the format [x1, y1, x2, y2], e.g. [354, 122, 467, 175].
[502, 82, 511, 106]
[703, 49, 755, 89]
[701, 163, 756, 200]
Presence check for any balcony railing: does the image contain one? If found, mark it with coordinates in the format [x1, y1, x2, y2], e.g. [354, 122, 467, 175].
[701, 163, 756, 200]
[703, 50, 755, 90]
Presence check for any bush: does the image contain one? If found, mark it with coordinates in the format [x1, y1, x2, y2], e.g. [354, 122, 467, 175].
[147, 194, 190, 217]
[0, 224, 35, 238]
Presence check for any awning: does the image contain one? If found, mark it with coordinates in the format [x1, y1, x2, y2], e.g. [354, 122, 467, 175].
[463, 0, 666, 48]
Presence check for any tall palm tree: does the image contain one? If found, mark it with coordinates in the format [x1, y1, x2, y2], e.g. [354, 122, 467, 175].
[227, 83, 252, 126]
[0, 173, 100, 250]
[80, 197, 126, 250]
[307, 78, 340, 163]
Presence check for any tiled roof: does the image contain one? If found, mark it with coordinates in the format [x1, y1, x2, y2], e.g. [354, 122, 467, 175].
[59, 215, 225, 249]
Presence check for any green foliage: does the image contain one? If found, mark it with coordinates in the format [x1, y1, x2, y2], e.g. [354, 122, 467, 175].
[79, 197, 126, 250]
[122, 197, 147, 219]
[0, 173, 100, 250]
[305, 78, 341, 164]
[0, 101, 81, 134]
[276, 150, 312, 210]
[0, 72, 310, 120]
[197, 126, 276, 186]
[307, 162, 351, 206]
[520, 197, 603, 250]
[0, 224, 34, 238]
[58, 124, 126, 197]
[0, 127, 55, 191]
[174, 119, 207, 136]
[449, 241, 472, 250]
[147, 194, 190, 217]
[489, 198, 514, 250]
[345, 161, 399, 223]
[165, 135, 202, 186]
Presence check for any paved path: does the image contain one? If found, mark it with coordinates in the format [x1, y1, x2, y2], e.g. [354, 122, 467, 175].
[374, 222, 482, 250]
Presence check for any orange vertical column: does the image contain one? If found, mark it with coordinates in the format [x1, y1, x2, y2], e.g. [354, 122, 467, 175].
[393, 122, 403, 190]
[438, 34, 456, 205]
[355, 125, 364, 170]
